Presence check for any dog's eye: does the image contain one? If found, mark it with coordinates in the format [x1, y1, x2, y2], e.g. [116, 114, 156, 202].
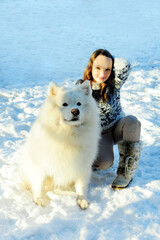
[63, 103, 68, 107]
[77, 102, 81, 106]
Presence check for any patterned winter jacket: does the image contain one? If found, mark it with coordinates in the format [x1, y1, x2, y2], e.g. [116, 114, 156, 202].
[77, 58, 131, 132]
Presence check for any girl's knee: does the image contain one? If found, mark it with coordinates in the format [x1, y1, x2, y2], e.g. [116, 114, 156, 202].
[93, 156, 114, 170]
[93, 145, 114, 170]
[123, 115, 141, 142]
[124, 115, 141, 131]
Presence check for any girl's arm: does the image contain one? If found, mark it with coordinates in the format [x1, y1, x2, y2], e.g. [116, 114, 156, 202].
[114, 58, 131, 89]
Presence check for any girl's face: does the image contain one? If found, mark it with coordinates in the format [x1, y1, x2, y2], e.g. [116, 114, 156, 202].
[92, 55, 113, 83]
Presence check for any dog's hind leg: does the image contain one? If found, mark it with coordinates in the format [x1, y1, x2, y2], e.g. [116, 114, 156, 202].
[31, 173, 50, 207]
[75, 179, 89, 210]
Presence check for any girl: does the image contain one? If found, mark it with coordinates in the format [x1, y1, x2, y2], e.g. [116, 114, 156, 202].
[77, 49, 142, 189]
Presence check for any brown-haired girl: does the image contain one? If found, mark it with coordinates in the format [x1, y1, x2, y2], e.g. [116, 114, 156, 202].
[77, 49, 142, 188]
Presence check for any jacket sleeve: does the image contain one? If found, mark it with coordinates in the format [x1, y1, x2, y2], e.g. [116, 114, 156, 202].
[114, 58, 131, 89]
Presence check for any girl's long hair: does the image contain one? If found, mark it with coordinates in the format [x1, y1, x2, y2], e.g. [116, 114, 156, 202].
[83, 49, 115, 102]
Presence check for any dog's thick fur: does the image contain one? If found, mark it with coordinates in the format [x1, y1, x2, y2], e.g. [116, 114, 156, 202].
[21, 81, 100, 209]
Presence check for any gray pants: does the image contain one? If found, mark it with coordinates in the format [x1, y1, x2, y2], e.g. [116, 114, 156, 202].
[94, 115, 141, 170]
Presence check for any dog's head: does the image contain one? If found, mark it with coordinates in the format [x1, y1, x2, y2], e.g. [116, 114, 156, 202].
[47, 81, 92, 126]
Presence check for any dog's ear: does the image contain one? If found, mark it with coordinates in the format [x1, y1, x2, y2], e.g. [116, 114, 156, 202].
[48, 82, 59, 96]
[81, 80, 91, 95]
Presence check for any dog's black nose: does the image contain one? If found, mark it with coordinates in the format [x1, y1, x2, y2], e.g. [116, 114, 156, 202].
[71, 108, 80, 116]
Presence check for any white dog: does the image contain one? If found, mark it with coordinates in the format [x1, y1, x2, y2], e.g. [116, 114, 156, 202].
[20, 81, 100, 209]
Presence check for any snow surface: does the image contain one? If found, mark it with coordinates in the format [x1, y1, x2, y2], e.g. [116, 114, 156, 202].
[0, 0, 160, 239]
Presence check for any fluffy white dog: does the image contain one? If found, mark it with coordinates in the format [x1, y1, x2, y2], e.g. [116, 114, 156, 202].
[20, 81, 100, 209]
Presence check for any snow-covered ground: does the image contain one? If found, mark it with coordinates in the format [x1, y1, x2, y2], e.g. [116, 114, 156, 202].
[0, 1, 160, 239]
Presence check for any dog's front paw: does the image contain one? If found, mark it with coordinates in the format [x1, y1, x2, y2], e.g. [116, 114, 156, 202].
[77, 196, 89, 210]
[34, 195, 50, 207]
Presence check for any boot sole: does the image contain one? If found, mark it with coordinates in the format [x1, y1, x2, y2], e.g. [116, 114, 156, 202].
[112, 178, 133, 190]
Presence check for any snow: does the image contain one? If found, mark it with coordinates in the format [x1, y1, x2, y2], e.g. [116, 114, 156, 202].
[0, 0, 160, 239]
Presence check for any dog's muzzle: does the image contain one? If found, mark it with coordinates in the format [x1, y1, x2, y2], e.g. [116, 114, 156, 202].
[71, 108, 80, 121]
[71, 108, 80, 116]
